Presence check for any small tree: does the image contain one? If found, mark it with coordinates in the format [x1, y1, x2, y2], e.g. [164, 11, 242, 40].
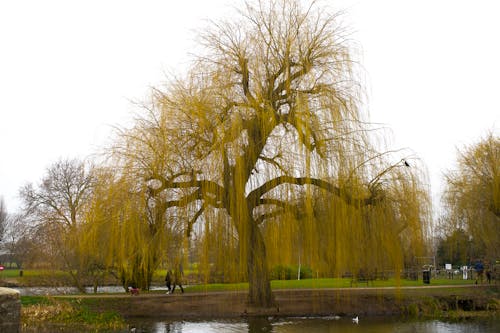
[1, 213, 37, 268]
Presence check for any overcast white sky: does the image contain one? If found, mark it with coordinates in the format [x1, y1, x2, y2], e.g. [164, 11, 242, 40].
[1, 0, 499, 215]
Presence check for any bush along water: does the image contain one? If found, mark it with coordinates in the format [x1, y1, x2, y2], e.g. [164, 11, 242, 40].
[270, 265, 312, 280]
[403, 293, 499, 320]
[21, 296, 126, 331]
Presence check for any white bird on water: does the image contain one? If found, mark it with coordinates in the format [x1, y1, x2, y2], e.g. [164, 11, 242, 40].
[352, 316, 359, 324]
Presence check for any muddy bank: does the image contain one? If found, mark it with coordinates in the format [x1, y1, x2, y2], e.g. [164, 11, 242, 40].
[70, 285, 499, 319]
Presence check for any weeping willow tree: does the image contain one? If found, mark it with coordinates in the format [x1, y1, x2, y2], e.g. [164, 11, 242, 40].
[442, 133, 500, 261]
[116, 0, 429, 307]
[81, 164, 176, 291]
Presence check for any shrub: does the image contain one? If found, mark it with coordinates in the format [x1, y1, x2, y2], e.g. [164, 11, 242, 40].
[270, 265, 312, 280]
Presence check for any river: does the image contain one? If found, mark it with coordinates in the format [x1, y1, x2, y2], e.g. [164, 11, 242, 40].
[22, 316, 500, 332]
[14, 285, 149, 296]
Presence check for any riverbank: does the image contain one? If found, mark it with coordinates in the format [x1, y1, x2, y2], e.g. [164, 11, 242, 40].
[19, 285, 499, 331]
[54, 285, 498, 318]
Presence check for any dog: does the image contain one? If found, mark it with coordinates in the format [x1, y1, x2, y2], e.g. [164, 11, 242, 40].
[128, 286, 140, 295]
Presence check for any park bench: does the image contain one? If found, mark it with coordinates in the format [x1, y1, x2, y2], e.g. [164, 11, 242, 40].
[350, 270, 375, 287]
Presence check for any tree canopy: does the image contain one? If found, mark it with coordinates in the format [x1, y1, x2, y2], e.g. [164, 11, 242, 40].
[113, 0, 430, 307]
[442, 133, 500, 261]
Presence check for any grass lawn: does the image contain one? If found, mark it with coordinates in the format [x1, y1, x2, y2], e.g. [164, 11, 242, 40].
[171, 276, 476, 293]
[0, 268, 24, 278]
[2, 266, 478, 294]
[0, 268, 68, 279]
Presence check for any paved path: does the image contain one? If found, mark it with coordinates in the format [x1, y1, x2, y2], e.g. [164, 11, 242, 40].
[54, 283, 490, 298]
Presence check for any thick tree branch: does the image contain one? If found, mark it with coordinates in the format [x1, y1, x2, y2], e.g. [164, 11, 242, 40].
[247, 175, 374, 212]
[186, 206, 205, 237]
[254, 198, 301, 225]
[147, 175, 226, 210]
[255, 210, 283, 225]
[237, 56, 258, 105]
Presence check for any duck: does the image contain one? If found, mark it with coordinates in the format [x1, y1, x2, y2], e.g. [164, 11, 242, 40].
[352, 316, 359, 324]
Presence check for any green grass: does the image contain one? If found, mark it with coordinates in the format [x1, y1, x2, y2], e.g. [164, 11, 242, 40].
[181, 276, 475, 293]
[20, 296, 52, 306]
[0, 268, 68, 279]
[55, 304, 125, 328]
[97, 276, 477, 295]
[280, 276, 475, 288]
[0, 268, 25, 278]
[185, 282, 250, 293]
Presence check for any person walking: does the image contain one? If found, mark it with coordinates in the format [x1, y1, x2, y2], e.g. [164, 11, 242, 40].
[171, 267, 184, 293]
[474, 260, 484, 284]
[165, 270, 173, 294]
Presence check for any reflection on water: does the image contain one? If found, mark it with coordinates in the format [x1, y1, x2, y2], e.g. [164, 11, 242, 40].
[20, 316, 500, 332]
[22, 318, 500, 333]
[123, 317, 500, 333]
[14, 285, 167, 296]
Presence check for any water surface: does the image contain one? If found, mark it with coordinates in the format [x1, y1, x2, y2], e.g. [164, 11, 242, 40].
[136, 317, 498, 333]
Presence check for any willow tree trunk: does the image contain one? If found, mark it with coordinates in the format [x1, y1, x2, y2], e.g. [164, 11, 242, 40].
[228, 156, 275, 308]
[245, 216, 275, 308]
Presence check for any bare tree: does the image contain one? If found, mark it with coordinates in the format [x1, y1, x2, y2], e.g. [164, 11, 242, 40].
[1, 213, 39, 269]
[20, 159, 94, 229]
[19, 158, 95, 291]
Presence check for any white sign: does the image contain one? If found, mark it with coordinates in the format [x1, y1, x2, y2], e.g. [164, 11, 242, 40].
[445, 263, 452, 270]
[462, 266, 468, 280]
